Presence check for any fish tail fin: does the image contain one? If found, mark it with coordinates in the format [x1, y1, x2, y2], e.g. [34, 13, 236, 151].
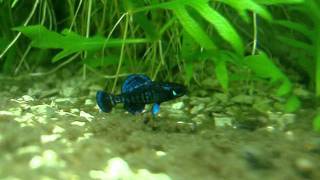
[96, 91, 115, 113]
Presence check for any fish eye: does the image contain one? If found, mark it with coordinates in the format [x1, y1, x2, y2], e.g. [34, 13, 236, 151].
[172, 90, 177, 96]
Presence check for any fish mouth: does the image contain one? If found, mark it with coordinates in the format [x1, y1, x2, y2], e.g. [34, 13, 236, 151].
[171, 83, 188, 97]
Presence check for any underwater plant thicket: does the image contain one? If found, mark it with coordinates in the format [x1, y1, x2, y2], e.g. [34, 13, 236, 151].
[0, 0, 319, 125]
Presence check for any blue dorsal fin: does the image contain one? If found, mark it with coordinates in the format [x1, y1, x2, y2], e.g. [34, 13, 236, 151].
[121, 74, 152, 93]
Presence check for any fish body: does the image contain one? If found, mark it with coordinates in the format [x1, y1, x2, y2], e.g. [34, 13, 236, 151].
[96, 74, 186, 116]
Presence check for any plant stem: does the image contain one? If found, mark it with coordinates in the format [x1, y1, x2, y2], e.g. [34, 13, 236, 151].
[83, 0, 92, 80]
[251, 12, 257, 55]
[0, 0, 40, 60]
[112, 13, 129, 94]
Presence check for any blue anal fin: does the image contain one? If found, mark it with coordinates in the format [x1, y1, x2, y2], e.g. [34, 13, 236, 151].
[124, 103, 145, 115]
[152, 103, 160, 117]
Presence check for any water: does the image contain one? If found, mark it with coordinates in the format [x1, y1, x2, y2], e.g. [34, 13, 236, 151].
[0, 72, 319, 179]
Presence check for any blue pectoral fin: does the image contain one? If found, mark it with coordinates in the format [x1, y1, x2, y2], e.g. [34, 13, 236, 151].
[152, 103, 160, 117]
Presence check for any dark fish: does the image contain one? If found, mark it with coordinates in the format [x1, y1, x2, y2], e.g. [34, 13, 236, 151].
[96, 74, 187, 116]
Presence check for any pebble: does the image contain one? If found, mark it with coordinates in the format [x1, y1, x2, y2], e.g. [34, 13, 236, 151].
[77, 133, 93, 141]
[214, 116, 232, 127]
[30, 105, 55, 116]
[21, 95, 34, 102]
[190, 103, 205, 114]
[61, 87, 76, 97]
[52, 125, 65, 134]
[29, 149, 65, 169]
[267, 111, 295, 130]
[17, 145, 41, 155]
[85, 99, 95, 105]
[171, 102, 184, 110]
[231, 95, 254, 104]
[0, 111, 15, 121]
[190, 97, 211, 105]
[175, 121, 197, 133]
[0, 111, 14, 116]
[71, 121, 86, 127]
[80, 111, 94, 122]
[41, 134, 61, 143]
[156, 151, 167, 157]
[191, 114, 206, 125]
[89, 157, 171, 180]
[70, 108, 80, 114]
[285, 131, 295, 141]
[14, 112, 35, 125]
[214, 93, 228, 103]
[55, 98, 72, 103]
[39, 89, 59, 98]
[295, 158, 314, 176]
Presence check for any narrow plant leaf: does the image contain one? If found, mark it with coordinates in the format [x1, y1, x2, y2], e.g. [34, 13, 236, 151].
[244, 52, 291, 96]
[255, 0, 304, 5]
[14, 25, 149, 62]
[215, 59, 229, 91]
[244, 53, 282, 79]
[173, 6, 216, 49]
[315, 29, 320, 97]
[13, 25, 66, 49]
[274, 20, 313, 38]
[217, 0, 272, 21]
[190, 1, 243, 54]
[276, 36, 314, 54]
[184, 63, 193, 85]
[276, 78, 292, 96]
[53, 50, 78, 62]
[284, 95, 301, 112]
[181, 31, 199, 59]
[313, 113, 320, 132]
[141, 0, 192, 10]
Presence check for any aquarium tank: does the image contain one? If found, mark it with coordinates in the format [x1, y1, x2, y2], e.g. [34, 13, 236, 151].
[0, 0, 320, 179]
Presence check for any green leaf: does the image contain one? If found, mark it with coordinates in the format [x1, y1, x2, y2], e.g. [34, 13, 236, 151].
[141, 0, 192, 10]
[244, 52, 292, 96]
[181, 31, 199, 59]
[274, 20, 313, 39]
[217, 0, 272, 21]
[284, 95, 301, 112]
[276, 35, 314, 54]
[184, 62, 193, 85]
[245, 53, 282, 80]
[190, 1, 243, 54]
[215, 59, 229, 92]
[316, 29, 320, 97]
[276, 78, 292, 96]
[173, 6, 216, 49]
[14, 25, 149, 62]
[255, 0, 304, 5]
[313, 113, 320, 132]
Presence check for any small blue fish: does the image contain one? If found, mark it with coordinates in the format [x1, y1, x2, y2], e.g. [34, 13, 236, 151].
[96, 74, 187, 116]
